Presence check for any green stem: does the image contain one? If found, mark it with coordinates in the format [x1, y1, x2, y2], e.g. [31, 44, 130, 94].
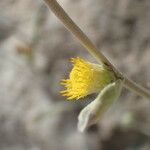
[43, 0, 150, 99]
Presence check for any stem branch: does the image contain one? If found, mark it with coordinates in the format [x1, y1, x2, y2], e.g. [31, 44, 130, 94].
[43, 0, 150, 99]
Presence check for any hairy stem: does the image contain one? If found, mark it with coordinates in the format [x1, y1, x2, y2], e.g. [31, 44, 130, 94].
[43, 0, 150, 99]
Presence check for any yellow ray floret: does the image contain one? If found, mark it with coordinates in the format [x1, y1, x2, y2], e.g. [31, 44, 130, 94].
[60, 57, 115, 100]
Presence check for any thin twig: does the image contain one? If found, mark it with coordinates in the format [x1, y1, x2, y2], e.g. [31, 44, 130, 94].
[43, 0, 150, 99]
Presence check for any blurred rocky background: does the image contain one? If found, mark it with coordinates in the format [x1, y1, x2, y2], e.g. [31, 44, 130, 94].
[0, 0, 150, 150]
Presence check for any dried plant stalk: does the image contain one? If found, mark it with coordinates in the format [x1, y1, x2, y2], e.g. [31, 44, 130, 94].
[43, 0, 150, 99]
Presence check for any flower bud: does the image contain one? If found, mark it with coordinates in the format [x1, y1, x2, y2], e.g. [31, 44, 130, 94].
[78, 80, 123, 132]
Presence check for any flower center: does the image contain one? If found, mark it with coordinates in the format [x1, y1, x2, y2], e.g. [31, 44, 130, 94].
[60, 58, 114, 100]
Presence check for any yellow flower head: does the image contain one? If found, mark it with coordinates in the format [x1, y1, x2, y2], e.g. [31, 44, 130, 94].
[60, 57, 115, 100]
